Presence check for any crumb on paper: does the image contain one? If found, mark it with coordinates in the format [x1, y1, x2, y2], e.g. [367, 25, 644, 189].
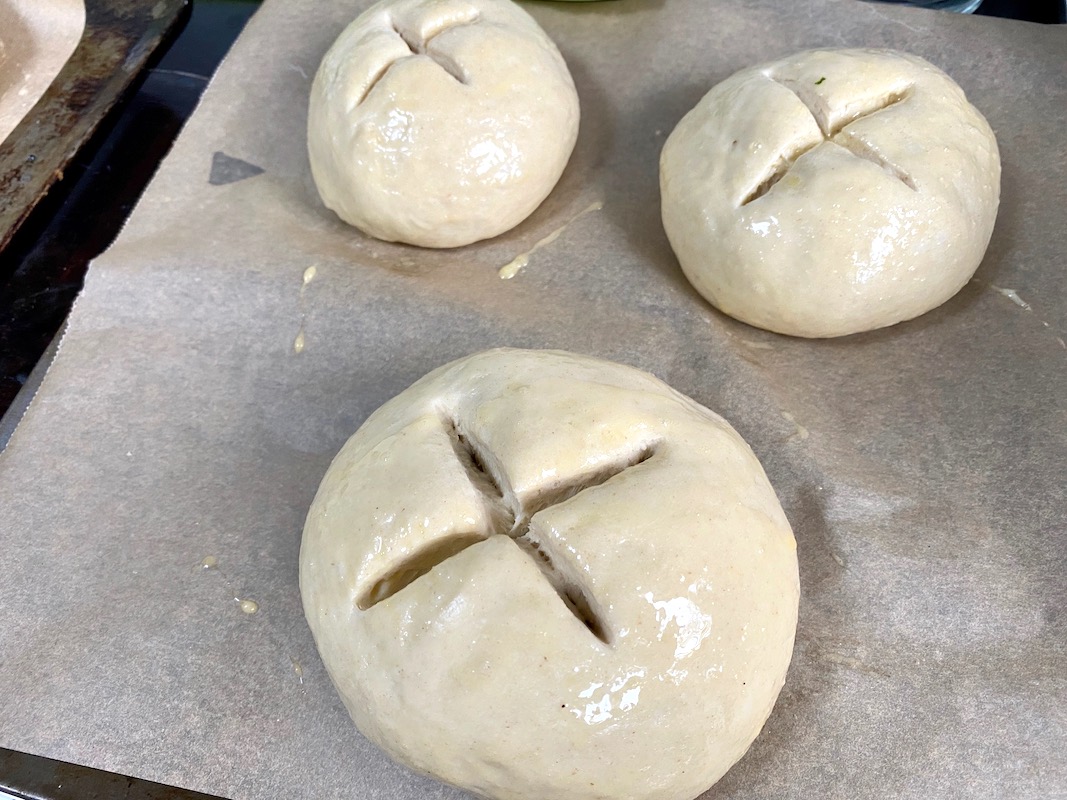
[819, 650, 889, 678]
[498, 201, 603, 280]
[499, 254, 529, 280]
[293, 266, 317, 353]
[236, 598, 259, 615]
[978, 281, 1065, 349]
[782, 411, 809, 442]
[989, 285, 1031, 311]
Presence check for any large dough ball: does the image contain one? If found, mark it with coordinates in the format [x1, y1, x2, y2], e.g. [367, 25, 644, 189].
[660, 49, 1001, 338]
[300, 349, 799, 800]
[307, 0, 579, 248]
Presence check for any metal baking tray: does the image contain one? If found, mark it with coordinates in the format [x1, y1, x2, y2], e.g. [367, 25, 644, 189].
[0, 0, 189, 255]
[0, 746, 222, 799]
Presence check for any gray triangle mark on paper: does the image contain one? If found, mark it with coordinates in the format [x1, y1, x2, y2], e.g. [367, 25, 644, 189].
[209, 151, 265, 186]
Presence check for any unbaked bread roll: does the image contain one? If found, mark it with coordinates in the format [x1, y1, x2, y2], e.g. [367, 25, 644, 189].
[300, 349, 799, 800]
[660, 48, 1001, 338]
[307, 0, 579, 248]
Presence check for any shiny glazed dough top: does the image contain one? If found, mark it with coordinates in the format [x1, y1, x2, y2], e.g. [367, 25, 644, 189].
[307, 0, 579, 248]
[660, 48, 1001, 338]
[300, 349, 799, 800]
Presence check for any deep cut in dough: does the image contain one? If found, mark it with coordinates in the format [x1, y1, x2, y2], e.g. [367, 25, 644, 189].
[660, 48, 1001, 338]
[300, 349, 799, 800]
[307, 0, 579, 248]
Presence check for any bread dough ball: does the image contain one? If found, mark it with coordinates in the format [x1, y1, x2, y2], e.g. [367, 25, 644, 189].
[301, 349, 799, 800]
[660, 48, 1001, 338]
[307, 0, 579, 248]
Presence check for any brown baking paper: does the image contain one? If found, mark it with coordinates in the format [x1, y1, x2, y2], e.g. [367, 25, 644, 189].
[0, 0, 85, 145]
[0, 0, 1064, 797]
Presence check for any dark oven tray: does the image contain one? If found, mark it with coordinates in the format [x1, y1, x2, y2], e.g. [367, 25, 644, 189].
[0, 0, 189, 254]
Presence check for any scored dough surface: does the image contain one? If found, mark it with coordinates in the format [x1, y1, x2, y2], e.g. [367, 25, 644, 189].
[307, 0, 579, 248]
[660, 48, 1001, 338]
[300, 349, 799, 800]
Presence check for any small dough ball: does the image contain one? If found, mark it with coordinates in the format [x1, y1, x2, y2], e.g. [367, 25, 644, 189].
[308, 0, 579, 248]
[301, 349, 799, 800]
[660, 48, 1001, 338]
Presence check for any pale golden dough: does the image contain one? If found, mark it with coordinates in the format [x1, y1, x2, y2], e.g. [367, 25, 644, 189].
[300, 349, 799, 800]
[307, 0, 579, 248]
[660, 49, 1001, 338]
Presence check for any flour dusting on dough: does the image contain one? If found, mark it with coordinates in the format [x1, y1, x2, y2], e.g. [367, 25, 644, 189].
[499, 201, 603, 280]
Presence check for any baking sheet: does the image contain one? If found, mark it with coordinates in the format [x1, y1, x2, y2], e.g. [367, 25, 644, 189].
[0, 0, 85, 145]
[0, 0, 1064, 798]
[0, 0, 189, 254]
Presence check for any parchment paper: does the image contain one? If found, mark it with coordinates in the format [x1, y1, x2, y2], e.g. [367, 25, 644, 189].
[1, 0, 1064, 797]
[0, 0, 85, 144]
